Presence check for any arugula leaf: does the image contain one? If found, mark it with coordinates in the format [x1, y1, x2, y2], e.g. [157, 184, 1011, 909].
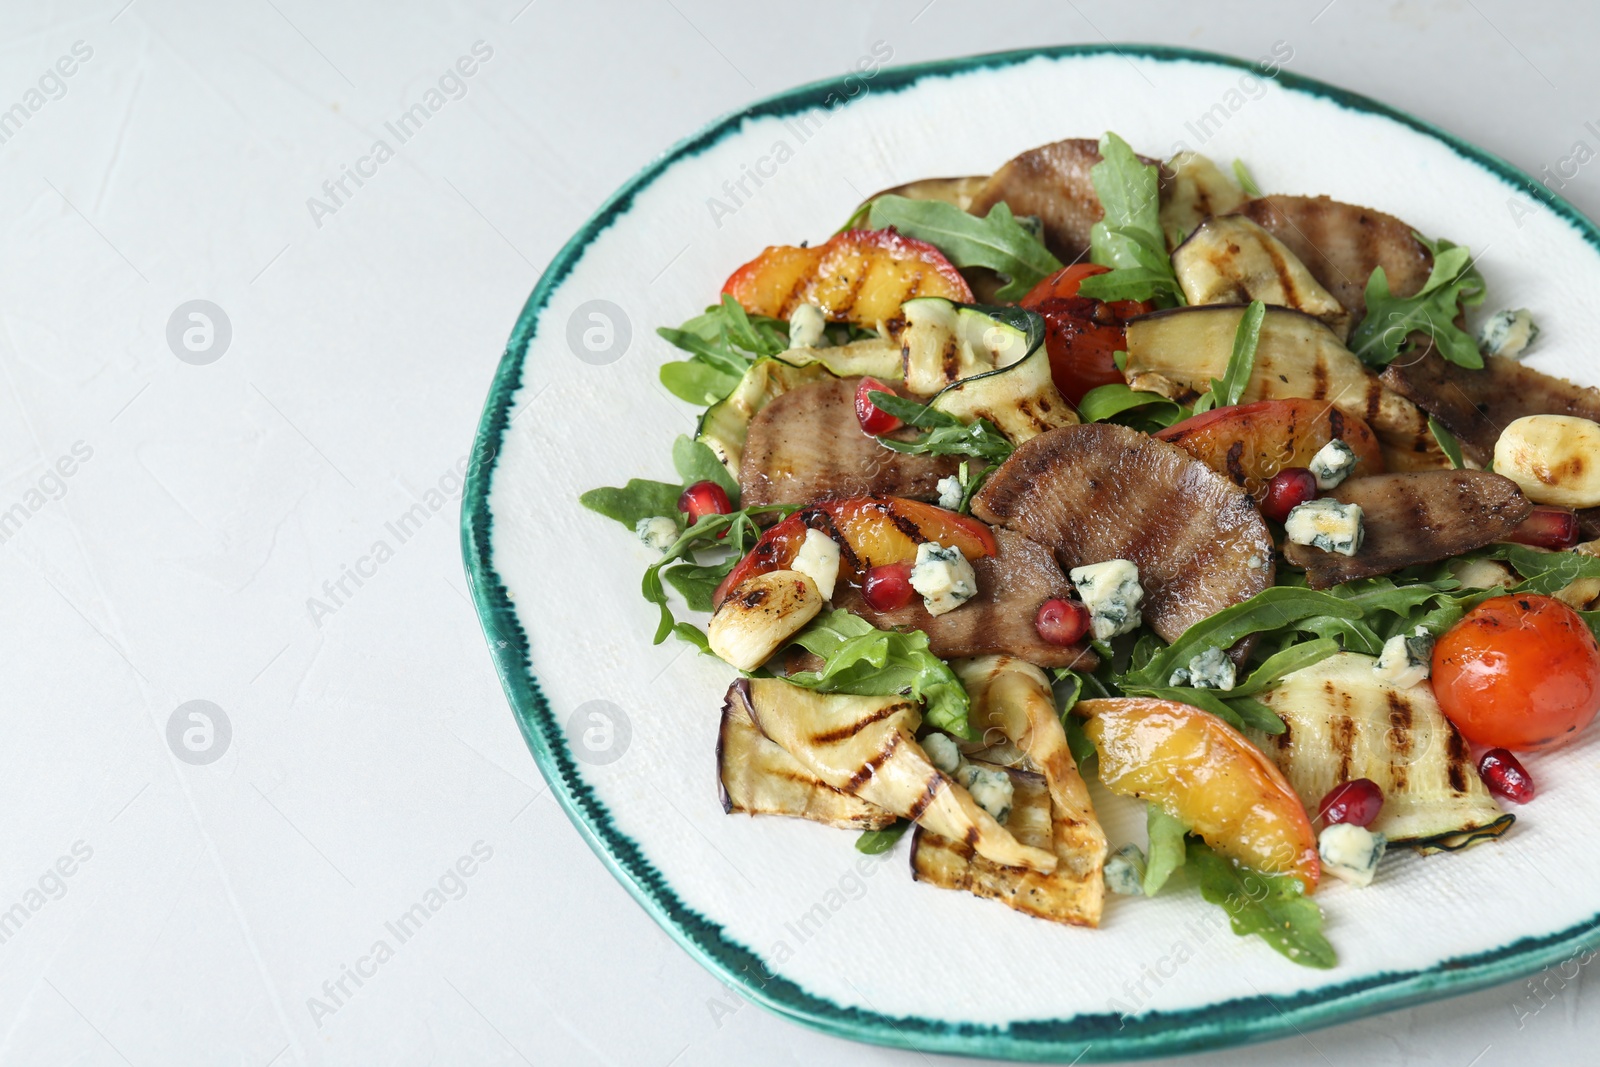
[1187, 839, 1336, 969]
[579, 479, 683, 531]
[660, 360, 741, 406]
[868, 391, 1016, 466]
[785, 610, 973, 738]
[865, 196, 1062, 301]
[1076, 383, 1188, 427]
[662, 562, 727, 613]
[1348, 234, 1486, 369]
[1489, 542, 1600, 595]
[855, 820, 910, 854]
[1193, 301, 1266, 413]
[657, 295, 791, 405]
[1227, 637, 1343, 697]
[1429, 415, 1465, 469]
[1077, 132, 1184, 307]
[1143, 804, 1187, 895]
[671, 434, 739, 502]
[641, 505, 797, 644]
[1232, 159, 1262, 198]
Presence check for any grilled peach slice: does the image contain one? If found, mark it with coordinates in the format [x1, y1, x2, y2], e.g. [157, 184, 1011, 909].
[1157, 398, 1385, 500]
[722, 229, 972, 326]
[1075, 697, 1320, 891]
[714, 497, 996, 608]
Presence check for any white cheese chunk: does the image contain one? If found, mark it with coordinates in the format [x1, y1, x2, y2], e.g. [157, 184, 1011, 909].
[1478, 308, 1539, 359]
[936, 475, 963, 512]
[1069, 559, 1144, 640]
[790, 527, 842, 600]
[634, 515, 679, 553]
[1172, 645, 1236, 691]
[1308, 438, 1358, 490]
[921, 731, 961, 775]
[1318, 823, 1387, 887]
[787, 303, 827, 350]
[1375, 629, 1433, 688]
[1284, 498, 1364, 556]
[956, 763, 1014, 823]
[910, 542, 977, 616]
[1103, 844, 1147, 896]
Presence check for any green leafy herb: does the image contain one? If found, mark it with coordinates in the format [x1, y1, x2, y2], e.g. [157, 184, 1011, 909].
[641, 504, 797, 645]
[1143, 805, 1188, 896]
[1187, 838, 1336, 968]
[856, 820, 910, 854]
[785, 610, 973, 738]
[660, 360, 741, 406]
[1232, 159, 1262, 198]
[658, 295, 791, 407]
[1076, 383, 1188, 427]
[865, 196, 1062, 301]
[867, 391, 1017, 466]
[1429, 416, 1465, 469]
[1193, 301, 1266, 414]
[579, 479, 683, 532]
[671, 435, 739, 502]
[1077, 132, 1184, 307]
[1348, 234, 1486, 369]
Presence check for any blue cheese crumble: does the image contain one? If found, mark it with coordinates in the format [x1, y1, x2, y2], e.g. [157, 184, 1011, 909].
[910, 542, 977, 616]
[790, 527, 841, 600]
[635, 515, 679, 553]
[787, 303, 827, 350]
[1069, 559, 1144, 640]
[956, 763, 1013, 823]
[1318, 823, 1387, 887]
[936, 475, 963, 511]
[1478, 308, 1538, 359]
[921, 731, 962, 775]
[1308, 438, 1358, 490]
[1104, 844, 1147, 896]
[1170, 645, 1236, 691]
[1375, 628, 1433, 688]
[1284, 498, 1364, 556]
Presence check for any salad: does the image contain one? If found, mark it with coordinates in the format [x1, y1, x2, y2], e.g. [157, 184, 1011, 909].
[579, 132, 1600, 968]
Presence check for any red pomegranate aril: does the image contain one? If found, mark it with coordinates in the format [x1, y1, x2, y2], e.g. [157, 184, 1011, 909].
[1260, 467, 1319, 523]
[1504, 505, 1581, 550]
[1317, 778, 1384, 827]
[855, 377, 903, 436]
[1478, 748, 1536, 803]
[678, 480, 732, 527]
[1034, 598, 1091, 647]
[862, 562, 916, 611]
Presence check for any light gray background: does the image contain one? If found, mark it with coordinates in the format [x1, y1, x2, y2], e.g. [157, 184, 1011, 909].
[1, 0, 1593, 1063]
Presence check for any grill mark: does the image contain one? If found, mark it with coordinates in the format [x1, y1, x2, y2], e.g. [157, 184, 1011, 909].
[1328, 407, 1346, 440]
[1310, 357, 1330, 400]
[811, 702, 905, 745]
[846, 730, 902, 792]
[835, 263, 869, 319]
[1224, 441, 1247, 486]
[806, 508, 860, 573]
[940, 333, 961, 386]
[1331, 714, 1356, 784]
[906, 770, 943, 820]
[1364, 378, 1384, 424]
[1446, 724, 1472, 793]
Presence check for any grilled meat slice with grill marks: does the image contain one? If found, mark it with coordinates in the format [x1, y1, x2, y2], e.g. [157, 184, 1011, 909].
[971, 424, 1275, 644]
[967, 138, 1171, 263]
[1234, 195, 1433, 319]
[1284, 471, 1533, 588]
[738, 376, 958, 508]
[835, 529, 1098, 670]
[1381, 349, 1600, 466]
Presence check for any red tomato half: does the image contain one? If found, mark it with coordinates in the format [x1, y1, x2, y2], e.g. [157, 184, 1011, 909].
[1021, 264, 1153, 406]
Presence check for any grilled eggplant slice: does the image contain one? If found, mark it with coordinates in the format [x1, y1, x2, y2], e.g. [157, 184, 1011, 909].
[1284, 471, 1532, 588]
[911, 762, 1103, 927]
[1380, 350, 1600, 466]
[745, 678, 1058, 872]
[971, 423, 1274, 644]
[1123, 304, 1446, 470]
[869, 175, 988, 212]
[1254, 653, 1512, 851]
[1170, 215, 1351, 338]
[834, 528, 1098, 670]
[954, 656, 1106, 894]
[966, 138, 1170, 263]
[719, 681, 896, 828]
[1234, 195, 1433, 318]
[1158, 151, 1246, 244]
[738, 377, 958, 508]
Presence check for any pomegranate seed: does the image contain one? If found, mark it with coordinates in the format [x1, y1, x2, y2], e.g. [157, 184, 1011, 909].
[855, 377, 903, 436]
[1504, 505, 1580, 550]
[1317, 778, 1384, 827]
[862, 562, 915, 611]
[678, 481, 732, 527]
[1478, 748, 1536, 803]
[1260, 467, 1319, 523]
[1035, 598, 1091, 646]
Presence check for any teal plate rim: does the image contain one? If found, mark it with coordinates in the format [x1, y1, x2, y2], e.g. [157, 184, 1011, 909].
[461, 43, 1600, 1063]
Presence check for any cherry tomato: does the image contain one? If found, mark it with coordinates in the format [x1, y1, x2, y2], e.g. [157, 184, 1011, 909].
[1021, 265, 1153, 406]
[1021, 263, 1152, 320]
[1432, 594, 1600, 751]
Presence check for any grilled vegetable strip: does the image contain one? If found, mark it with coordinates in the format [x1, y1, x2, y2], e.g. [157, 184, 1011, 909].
[1252, 653, 1512, 851]
[744, 677, 1057, 873]
[719, 682, 896, 829]
[1171, 215, 1351, 338]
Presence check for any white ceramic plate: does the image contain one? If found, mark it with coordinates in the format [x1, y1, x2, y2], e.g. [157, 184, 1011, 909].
[463, 45, 1600, 1061]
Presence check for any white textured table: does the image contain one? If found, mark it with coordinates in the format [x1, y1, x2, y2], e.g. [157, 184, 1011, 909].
[3, 1, 1595, 1063]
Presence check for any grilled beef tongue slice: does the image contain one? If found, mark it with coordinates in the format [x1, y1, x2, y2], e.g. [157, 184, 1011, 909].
[1233, 195, 1432, 319]
[1284, 471, 1532, 589]
[834, 528, 1099, 670]
[1381, 349, 1600, 466]
[970, 424, 1275, 644]
[738, 376, 957, 508]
